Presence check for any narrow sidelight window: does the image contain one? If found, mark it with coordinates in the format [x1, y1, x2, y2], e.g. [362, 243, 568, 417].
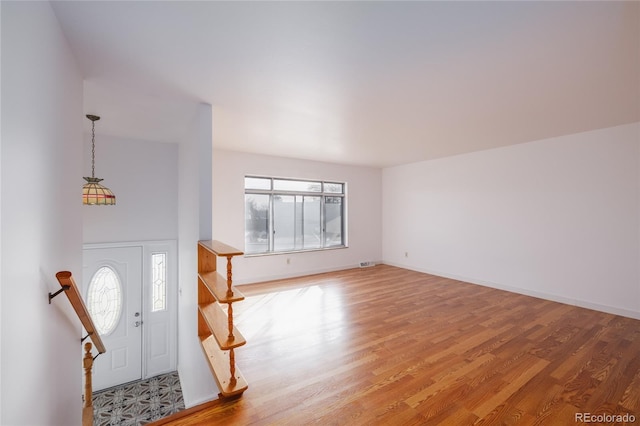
[151, 252, 167, 312]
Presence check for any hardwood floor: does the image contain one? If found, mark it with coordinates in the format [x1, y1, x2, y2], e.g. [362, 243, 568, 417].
[153, 265, 640, 425]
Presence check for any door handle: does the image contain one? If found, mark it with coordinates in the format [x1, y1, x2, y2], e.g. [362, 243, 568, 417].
[134, 321, 142, 327]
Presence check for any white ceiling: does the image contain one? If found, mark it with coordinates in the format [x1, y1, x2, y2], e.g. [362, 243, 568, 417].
[52, 1, 639, 168]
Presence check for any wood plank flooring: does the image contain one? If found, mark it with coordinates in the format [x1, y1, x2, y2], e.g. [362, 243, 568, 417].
[153, 265, 640, 425]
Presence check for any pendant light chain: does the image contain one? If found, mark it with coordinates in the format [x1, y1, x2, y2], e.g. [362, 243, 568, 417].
[90, 119, 96, 179]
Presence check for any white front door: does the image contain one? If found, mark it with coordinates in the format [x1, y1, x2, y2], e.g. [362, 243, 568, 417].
[84, 246, 143, 391]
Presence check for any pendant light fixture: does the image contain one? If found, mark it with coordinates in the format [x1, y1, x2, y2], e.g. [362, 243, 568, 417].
[83, 114, 116, 205]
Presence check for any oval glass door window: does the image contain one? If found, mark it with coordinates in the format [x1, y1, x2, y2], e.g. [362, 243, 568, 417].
[87, 266, 123, 336]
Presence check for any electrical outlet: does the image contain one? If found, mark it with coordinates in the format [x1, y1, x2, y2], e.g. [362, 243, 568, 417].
[404, 252, 409, 258]
[286, 258, 291, 265]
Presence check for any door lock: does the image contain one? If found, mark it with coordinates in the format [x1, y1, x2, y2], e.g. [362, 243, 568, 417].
[134, 321, 142, 327]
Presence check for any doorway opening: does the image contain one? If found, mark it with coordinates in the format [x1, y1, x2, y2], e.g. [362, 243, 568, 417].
[83, 241, 178, 392]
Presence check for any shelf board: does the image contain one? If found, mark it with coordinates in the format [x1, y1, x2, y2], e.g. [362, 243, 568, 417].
[198, 303, 247, 350]
[199, 240, 244, 258]
[199, 271, 245, 303]
[200, 335, 249, 398]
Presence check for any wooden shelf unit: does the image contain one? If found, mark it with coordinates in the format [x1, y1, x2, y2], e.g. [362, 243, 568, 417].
[197, 240, 248, 398]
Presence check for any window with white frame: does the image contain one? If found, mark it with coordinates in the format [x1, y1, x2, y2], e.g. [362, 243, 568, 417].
[151, 252, 167, 312]
[244, 176, 346, 255]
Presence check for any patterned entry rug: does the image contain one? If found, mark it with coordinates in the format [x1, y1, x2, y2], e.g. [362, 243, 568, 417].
[92, 371, 185, 426]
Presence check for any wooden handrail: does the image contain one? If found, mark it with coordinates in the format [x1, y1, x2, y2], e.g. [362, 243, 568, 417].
[54, 271, 106, 354]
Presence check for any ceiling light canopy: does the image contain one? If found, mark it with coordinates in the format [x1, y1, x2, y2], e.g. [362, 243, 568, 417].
[83, 114, 116, 205]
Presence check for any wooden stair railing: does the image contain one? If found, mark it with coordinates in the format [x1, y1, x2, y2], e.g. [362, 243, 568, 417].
[197, 240, 248, 398]
[51, 271, 106, 426]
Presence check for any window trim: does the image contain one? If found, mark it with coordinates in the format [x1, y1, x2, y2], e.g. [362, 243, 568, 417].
[244, 175, 347, 256]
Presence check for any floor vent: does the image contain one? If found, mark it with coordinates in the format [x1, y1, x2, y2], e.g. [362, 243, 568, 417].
[359, 261, 376, 268]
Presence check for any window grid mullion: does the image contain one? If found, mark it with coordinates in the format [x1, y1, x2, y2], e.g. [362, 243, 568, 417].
[269, 193, 274, 252]
[300, 195, 304, 250]
[294, 195, 298, 250]
[321, 195, 326, 249]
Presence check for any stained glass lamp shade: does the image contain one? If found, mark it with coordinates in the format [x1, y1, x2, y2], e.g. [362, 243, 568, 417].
[83, 177, 116, 205]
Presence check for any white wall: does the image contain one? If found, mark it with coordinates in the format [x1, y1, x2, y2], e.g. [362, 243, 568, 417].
[83, 134, 179, 243]
[1, 2, 4, 419]
[383, 123, 640, 319]
[177, 104, 217, 407]
[212, 149, 382, 284]
[1, 2, 84, 424]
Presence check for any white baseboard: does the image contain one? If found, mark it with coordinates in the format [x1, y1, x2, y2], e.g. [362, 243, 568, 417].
[182, 395, 217, 409]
